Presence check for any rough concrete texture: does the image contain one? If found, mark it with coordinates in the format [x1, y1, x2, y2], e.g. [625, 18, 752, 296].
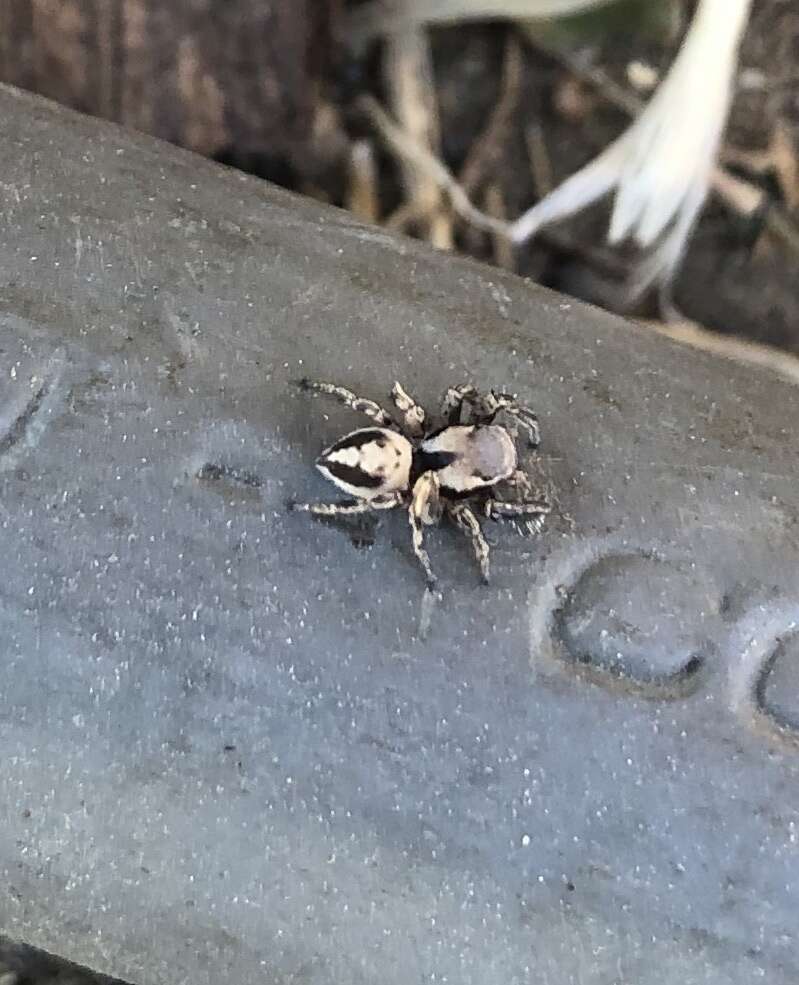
[0, 82, 798, 985]
[0, 935, 130, 985]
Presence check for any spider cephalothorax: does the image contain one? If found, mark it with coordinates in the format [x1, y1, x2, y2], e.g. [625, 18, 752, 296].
[289, 379, 550, 586]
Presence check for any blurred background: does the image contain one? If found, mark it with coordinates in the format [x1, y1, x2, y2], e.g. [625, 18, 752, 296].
[1, 0, 797, 358]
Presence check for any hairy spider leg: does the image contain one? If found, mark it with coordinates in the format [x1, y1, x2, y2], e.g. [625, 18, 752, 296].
[441, 386, 541, 447]
[296, 379, 398, 430]
[484, 496, 551, 521]
[446, 501, 491, 584]
[497, 469, 550, 535]
[486, 394, 541, 448]
[441, 384, 479, 425]
[390, 381, 426, 437]
[289, 493, 404, 516]
[408, 471, 441, 586]
[506, 468, 536, 491]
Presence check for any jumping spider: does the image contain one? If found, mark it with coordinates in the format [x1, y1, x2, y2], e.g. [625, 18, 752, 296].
[289, 379, 550, 586]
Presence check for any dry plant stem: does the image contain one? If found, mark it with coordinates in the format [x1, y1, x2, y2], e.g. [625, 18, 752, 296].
[710, 167, 799, 258]
[458, 35, 524, 196]
[723, 122, 799, 210]
[346, 139, 380, 223]
[363, 93, 624, 274]
[711, 167, 764, 216]
[526, 34, 799, 259]
[384, 200, 428, 232]
[526, 123, 554, 196]
[359, 95, 511, 236]
[641, 319, 799, 387]
[484, 184, 516, 269]
[525, 38, 643, 117]
[383, 26, 454, 249]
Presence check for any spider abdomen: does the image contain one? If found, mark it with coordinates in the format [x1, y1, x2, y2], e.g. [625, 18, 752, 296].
[316, 427, 413, 499]
[417, 424, 517, 495]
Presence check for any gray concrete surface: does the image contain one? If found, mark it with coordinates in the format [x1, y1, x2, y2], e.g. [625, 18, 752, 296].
[0, 82, 798, 985]
[0, 935, 130, 985]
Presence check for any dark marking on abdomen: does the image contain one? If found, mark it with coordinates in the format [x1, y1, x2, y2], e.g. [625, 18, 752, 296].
[323, 461, 385, 489]
[413, 448, 457, 474]
[328, 428, 387, 453]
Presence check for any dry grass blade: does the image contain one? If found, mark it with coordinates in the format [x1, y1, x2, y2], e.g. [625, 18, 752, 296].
[346, 139, 381, 223]
[458, 35, 524, 196]
[384, 200, 429, 232]
[484, 184, 516, 269]
[723, 121, 799, 211]
[771, 122, 799, 210]
[358, 94, 512, 236]
[526, 122, 554, 196]
[641, 318, 799, 387]
[383, 26, 454, 249]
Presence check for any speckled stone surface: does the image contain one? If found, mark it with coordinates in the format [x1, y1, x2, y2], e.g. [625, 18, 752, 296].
[0, 83, 798, 985]
[0, 935, 128, 985]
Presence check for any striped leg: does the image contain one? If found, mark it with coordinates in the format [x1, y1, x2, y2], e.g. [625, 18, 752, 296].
[441, 384, 479, 425]
[441, 386, 541, 447]
[447, 501, 491, 584]
[484, 496, 550, 524]
[391, 381, 426, 437]
[409, 471, 441, 586]
[483, 393, 541, 448]
[295, 379, 397, 430]
[289, 493, 403, 516]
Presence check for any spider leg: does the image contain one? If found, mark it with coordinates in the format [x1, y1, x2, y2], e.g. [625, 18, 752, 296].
[484, 496, 551, 525]
[447, 501, 491, 585]
[289, 493, 404, 516]
[442, 387, 541, 447]
[441, 384, 479, 425]
[408, 471, 441, 586]
[295, 379, 398, 430]
[391, 381, 426, 437]
[504, 469, 536, 496]
[478, 392, 541, 447]
[496, 470, 550, 534]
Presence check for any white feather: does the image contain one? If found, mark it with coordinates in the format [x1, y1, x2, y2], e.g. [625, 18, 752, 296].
[512, 0, 753, 293]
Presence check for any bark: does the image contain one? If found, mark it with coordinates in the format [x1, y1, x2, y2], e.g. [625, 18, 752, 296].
[0, 0, 340, 171]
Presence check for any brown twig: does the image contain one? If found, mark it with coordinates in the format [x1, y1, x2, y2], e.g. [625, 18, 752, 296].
[383, 200, 427, 233]
[358, 94, 511, 236]
[382, 26, 454, 249]
[723, 121, 799, 210]
[458, 35, 524, 196]
[484, 184, 516, 270]
[526, 122, 554, 197]
[346, 139, 380, 224]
